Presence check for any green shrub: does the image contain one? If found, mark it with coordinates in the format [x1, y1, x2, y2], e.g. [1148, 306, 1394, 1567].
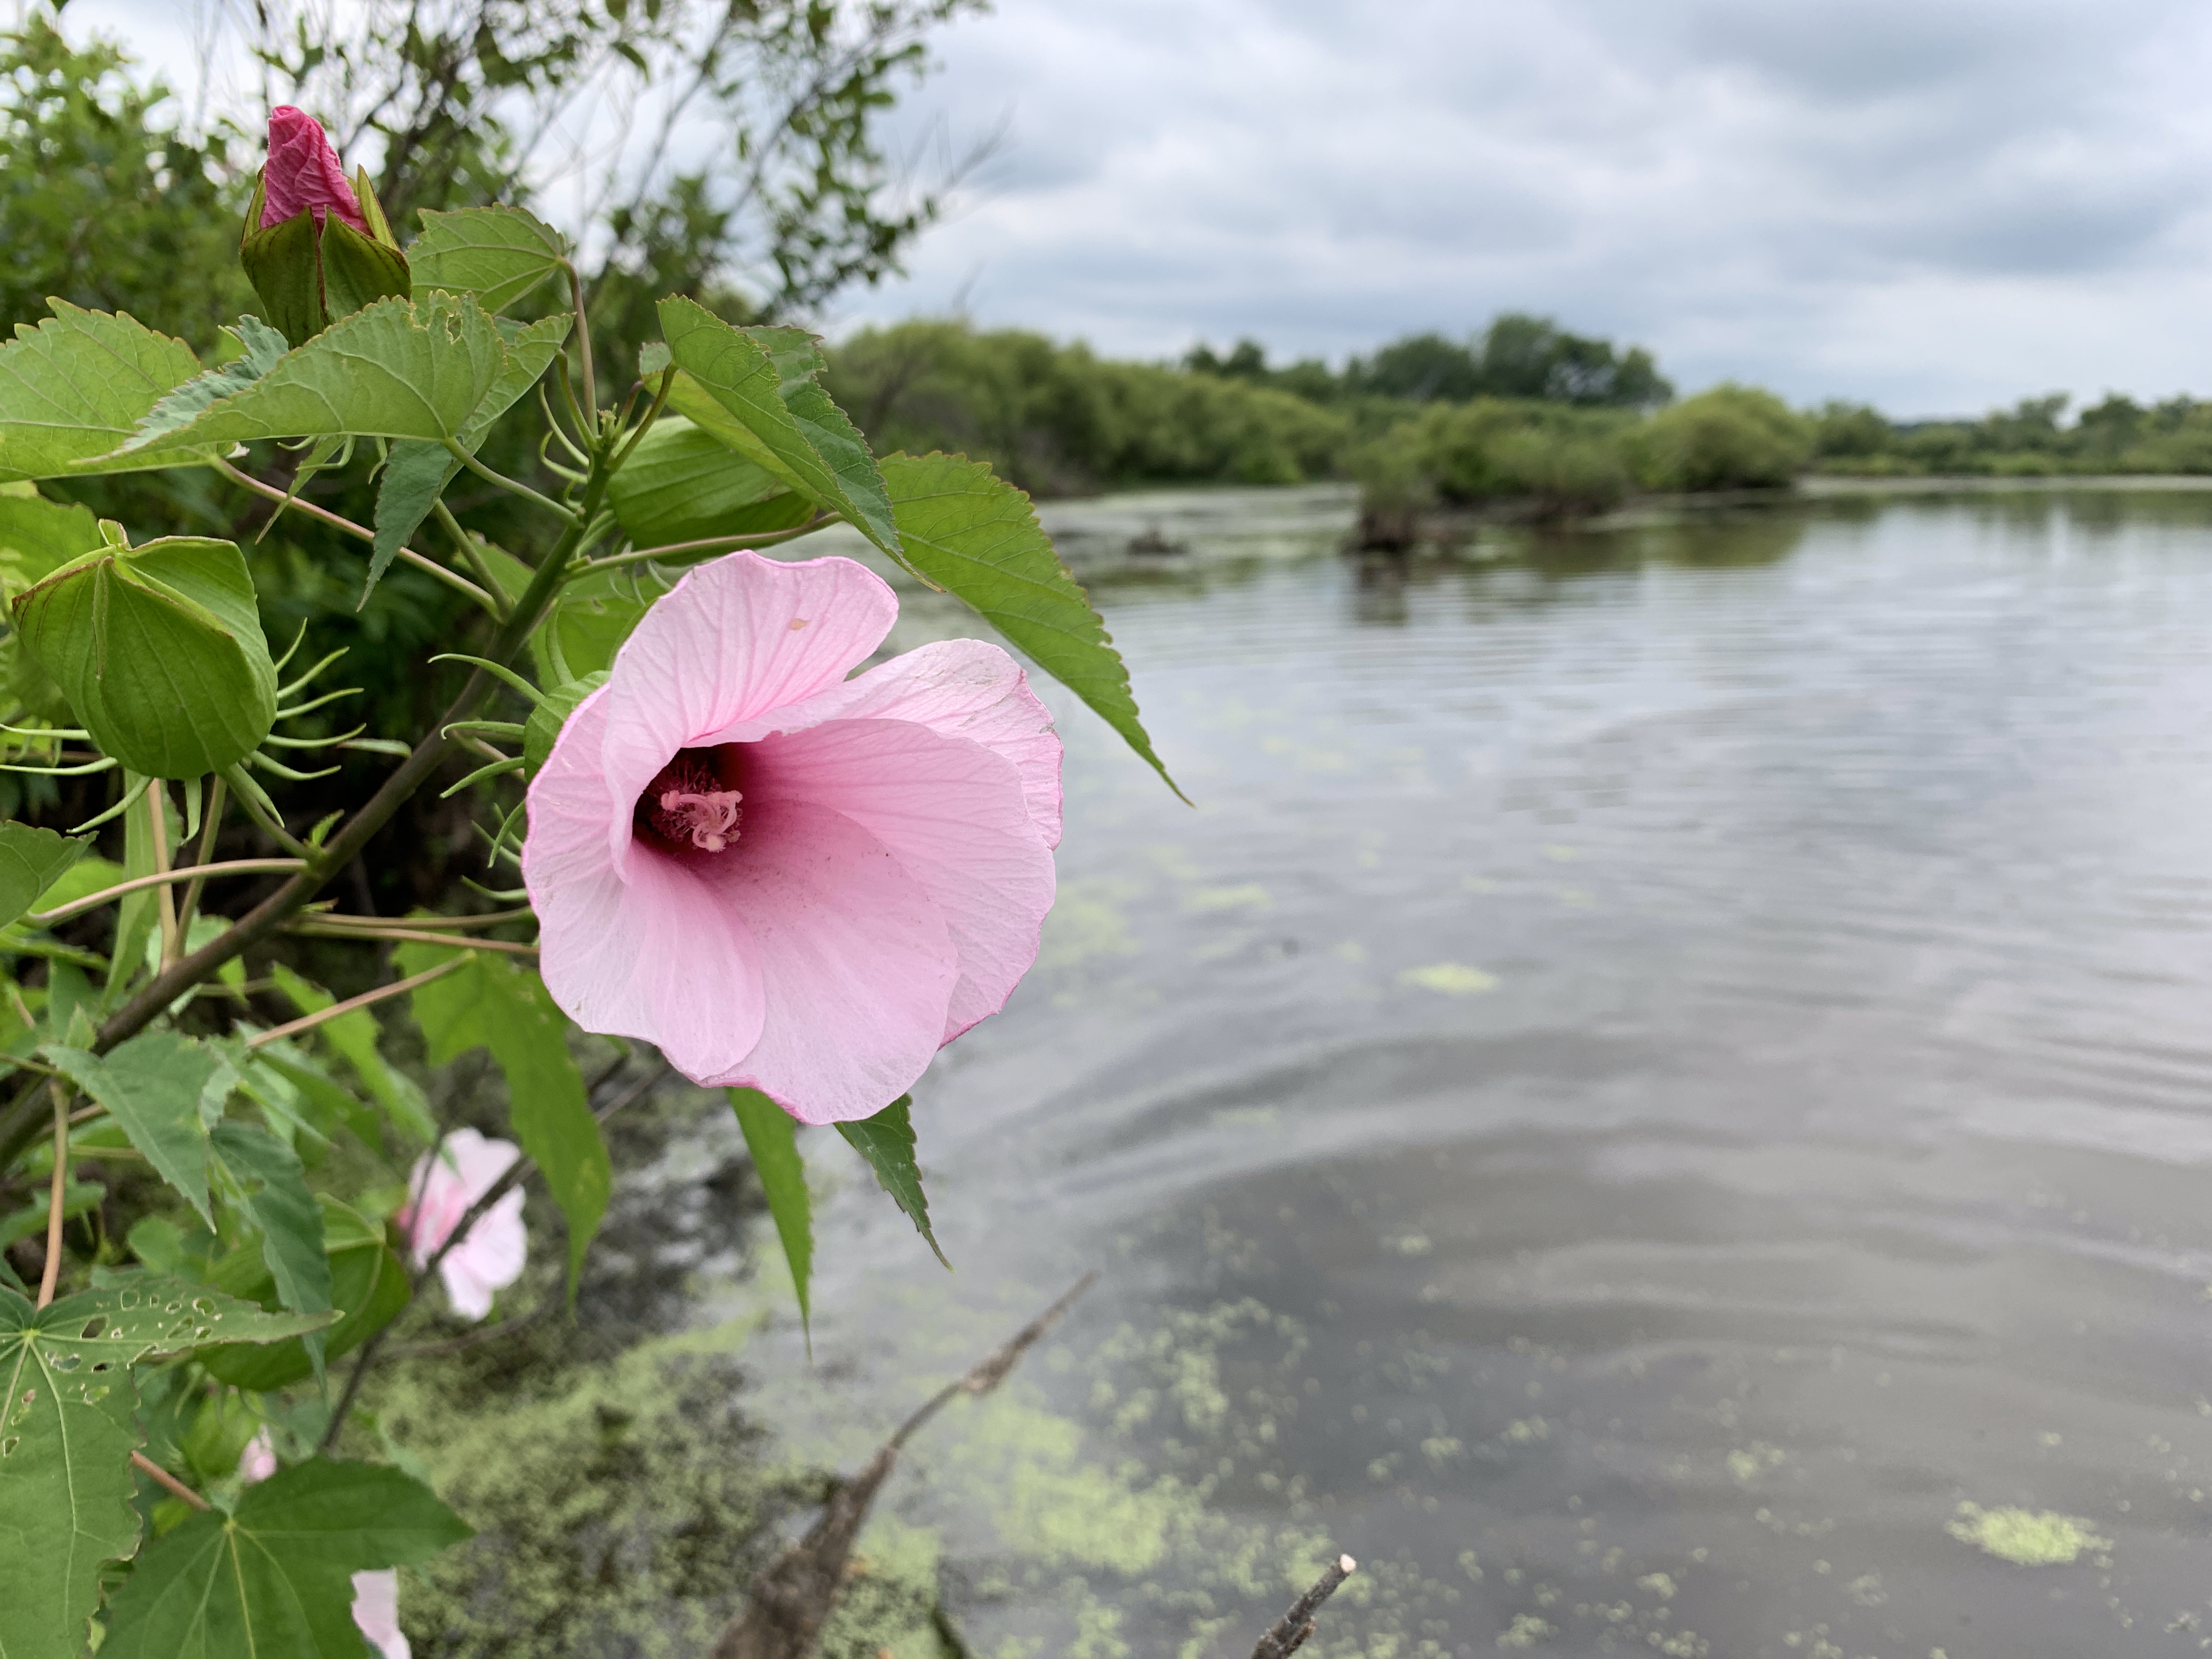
[1633, 384, 1814, 490]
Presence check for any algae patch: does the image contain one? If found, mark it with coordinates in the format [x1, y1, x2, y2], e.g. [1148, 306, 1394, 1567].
[1398, 962, 1498, 995]
[1946, 1502, 2111, 1566]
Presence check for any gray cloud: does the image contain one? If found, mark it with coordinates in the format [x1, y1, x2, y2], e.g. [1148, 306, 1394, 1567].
[841, 0, 2212, 413]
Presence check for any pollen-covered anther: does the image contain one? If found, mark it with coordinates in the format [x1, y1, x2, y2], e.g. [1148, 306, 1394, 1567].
[642, 754, 742, 851]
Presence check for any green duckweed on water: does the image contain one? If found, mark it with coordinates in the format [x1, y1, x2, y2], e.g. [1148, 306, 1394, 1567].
[1945, 1503, 2112, 1567]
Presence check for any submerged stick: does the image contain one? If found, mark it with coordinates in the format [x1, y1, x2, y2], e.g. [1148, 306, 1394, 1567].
[708, 1272, 1099, 1659]
[1250, 1554, 1358, 1659]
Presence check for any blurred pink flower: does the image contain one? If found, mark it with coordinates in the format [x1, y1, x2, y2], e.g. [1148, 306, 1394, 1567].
[397, 1128, 527, 1320]
[524, 551, 1061, 1124]
[236, 1436, 410, 1658]
[262, 106, 367, 233]
[347, 1569, 410, 1659]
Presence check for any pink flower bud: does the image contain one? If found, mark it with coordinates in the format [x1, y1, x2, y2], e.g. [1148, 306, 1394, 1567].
[262, 106, 368, 234]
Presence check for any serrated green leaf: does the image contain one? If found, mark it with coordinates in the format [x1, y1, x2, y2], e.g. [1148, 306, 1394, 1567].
[656, 298, 902, 561]
[882, 451, 1184, 800]
[0, 302, 209, 483]
[104, 292, 507, 456]
[13, 536, 280, 779]
[835, 1096, 947, 1268]
[396, 941, 609, 1295]
[606, 414, 813, 551]
[0, 822, 85, 930]
[409, 205, 570, 312]
[366, 313, 568, 603]
[209, 1122, 332, 1380]
[129, 317, 290, 450]
[728, 1088, 812, 1333]
[270, 966, 436, 1142]
[98, 1457, 472, 1658]
[0, 1276, 337, 1659]
[44, 1031, 221, 1226]
[200, 1200, 409, 1391]
[0, 489, 101, 583]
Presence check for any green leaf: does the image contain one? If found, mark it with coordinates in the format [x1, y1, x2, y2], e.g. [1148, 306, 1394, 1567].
[0, 489, 102, 582]
[44, 1031, 222, 1226]
[269, 966, 436, 1142]
[0, 1276, 336, 1659]
[98, 1457, 472, 1659]
[13, 535, 280, 778]
[834, 1096, 947, 1268]
[0, 822, 86, 930]
[0, 302, 208, 483]
[200, 1200, 409, 1391]
[656, 297, 902, 561]
[129, 317, 291, 451]
[366, 313, 568, 603]
[397, 941, 610, 1294]
[409, 205, 570, 312]
[882, 451, 1185, 800]
[210, 1122, 332, 1380]
[104, 292, 508, 455]
[523, 670, 607, 776]
[727, 1088, 812, 1333]
[605, 414, 814, 551]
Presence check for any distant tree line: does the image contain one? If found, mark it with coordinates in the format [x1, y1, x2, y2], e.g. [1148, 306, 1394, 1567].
[1810, 392, 2212, 477]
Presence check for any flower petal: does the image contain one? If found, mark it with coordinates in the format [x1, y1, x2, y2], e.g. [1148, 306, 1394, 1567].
[712, 639, 1064, 849]
[526, 688, 767, 1080]
[263, 106, 367, 233]
[437, 1187, 526, 1321]
[750, 718, 1056, 1041]
[351, 1569, 411, 1659]
[700, 797, 959, 1123]
[598, 553, 895, 873]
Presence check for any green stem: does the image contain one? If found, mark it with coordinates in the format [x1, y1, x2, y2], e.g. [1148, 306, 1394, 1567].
[565, 259, 598, 421]
[574, 514, 838, 580]
[439, 437, 578, 526]
[435, 502, 511, 617]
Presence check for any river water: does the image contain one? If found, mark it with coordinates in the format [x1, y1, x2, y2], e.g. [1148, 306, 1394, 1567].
[693, 486, 2212, 1658]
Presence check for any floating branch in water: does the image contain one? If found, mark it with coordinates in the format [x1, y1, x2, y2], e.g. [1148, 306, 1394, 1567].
[1250, 1554, 1359, 1659]
[710, 1272, 1100, 1659]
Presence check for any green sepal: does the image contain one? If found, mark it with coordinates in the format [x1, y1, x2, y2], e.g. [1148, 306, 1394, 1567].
[12, 535, 279, 778]
[239, 207, 327, 352]
[318, 214, 412, 320]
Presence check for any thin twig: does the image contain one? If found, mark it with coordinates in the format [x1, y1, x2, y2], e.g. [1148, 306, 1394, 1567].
[130, 1450, 212, 1511]
[35, 1084, 66, 1307]
[578, 514, 837, 578]
[147, 782, 179, 970]
[710, 1273, 1099, 1659]
[211, 458, 500, 614]
[1250, 1555, 1358, 1659]
[307, 907, 534, 933]
[26, 860, 306, 929]
[286, 925, 538, 956]
[244, 958, 466, 1050]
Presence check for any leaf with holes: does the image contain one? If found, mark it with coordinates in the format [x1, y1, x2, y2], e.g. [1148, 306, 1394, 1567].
[409, 205, 569, 312]
[835, 1096, 947, 1268]
[103, 292, 507, 456]
[0, 1276, 335, 1659]
[98, 1457, 471, 1658]
[881, 451, 1183, 799]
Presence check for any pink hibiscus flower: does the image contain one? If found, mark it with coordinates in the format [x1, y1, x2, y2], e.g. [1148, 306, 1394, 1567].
[397, 1128, 528, 1320]
[235, 1437, 410, 1659]
[523, 551, 1062, 1124]
[261, 106, 368, 233]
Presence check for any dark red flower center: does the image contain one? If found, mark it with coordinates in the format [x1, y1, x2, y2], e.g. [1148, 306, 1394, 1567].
[636, 747, 743, 854]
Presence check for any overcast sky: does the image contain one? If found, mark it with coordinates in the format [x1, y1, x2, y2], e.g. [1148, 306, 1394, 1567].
[67, 0, 2212, 415]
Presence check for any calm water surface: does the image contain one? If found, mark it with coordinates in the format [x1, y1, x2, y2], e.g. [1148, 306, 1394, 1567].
[709, 489, 2212, 1658]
